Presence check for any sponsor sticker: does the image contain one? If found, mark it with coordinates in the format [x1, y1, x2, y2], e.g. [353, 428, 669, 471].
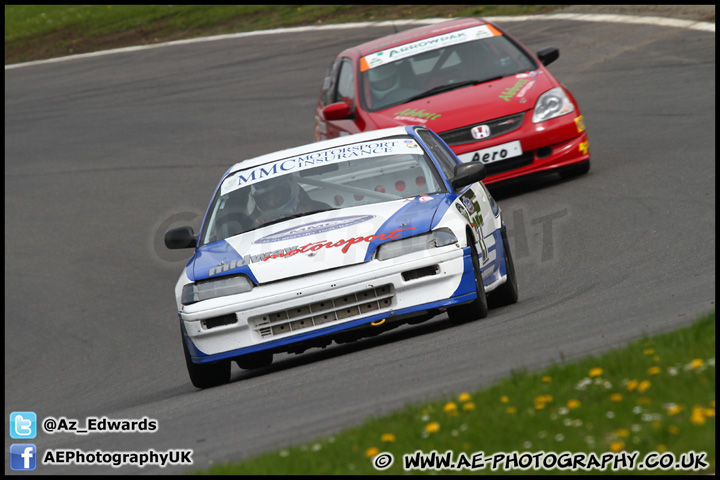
[458, 140, 523, 164]
[254, 215, 375, 244]
[499, 79, 529, 102]
[221, 139, 421, 196]
[579, 140, 589, 155]
[360, 24, 502, 71]
[394, 108, 442, 122]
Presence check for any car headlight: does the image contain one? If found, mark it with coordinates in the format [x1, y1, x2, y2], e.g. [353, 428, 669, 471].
[532, 87, 575, 123]
[376, 228, 458, 261]
[181, 274, 254, 305]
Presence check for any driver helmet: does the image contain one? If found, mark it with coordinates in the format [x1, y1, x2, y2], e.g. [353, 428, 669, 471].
[368, 62, 400, 99]
[251, 174, 301, 222]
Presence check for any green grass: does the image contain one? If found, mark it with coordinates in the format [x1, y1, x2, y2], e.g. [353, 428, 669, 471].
[4, 5, 562, 64]
[197, 312, 715, 475]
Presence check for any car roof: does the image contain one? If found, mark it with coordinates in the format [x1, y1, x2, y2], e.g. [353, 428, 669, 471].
[352, 17, 489, 57]
[226, 126, 416, 175]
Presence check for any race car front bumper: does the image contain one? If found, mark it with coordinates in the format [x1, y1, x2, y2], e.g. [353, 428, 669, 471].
[179, 244, 486, 363]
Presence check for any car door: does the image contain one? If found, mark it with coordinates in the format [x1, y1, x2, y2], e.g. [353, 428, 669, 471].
[417, 128, 494, 267]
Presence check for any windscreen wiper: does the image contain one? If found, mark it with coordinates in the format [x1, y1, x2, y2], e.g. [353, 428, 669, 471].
[405, 76, 504, 103]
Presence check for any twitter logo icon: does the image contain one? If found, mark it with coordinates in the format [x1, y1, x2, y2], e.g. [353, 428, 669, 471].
[10, 412, 37, 439]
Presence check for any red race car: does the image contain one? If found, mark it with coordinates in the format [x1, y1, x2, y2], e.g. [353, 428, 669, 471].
[314, 17, 590, 184]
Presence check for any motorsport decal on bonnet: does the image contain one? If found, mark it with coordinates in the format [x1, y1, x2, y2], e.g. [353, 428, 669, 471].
[188, 194, 453, 283]
[393, 108, 442, 123]
[259, 227, 416, 262]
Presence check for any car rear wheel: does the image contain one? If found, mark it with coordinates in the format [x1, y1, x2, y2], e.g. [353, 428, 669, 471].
[448, 240, 489, 324]
[488, 226, 519, 308]
[182, 330, 231, 389]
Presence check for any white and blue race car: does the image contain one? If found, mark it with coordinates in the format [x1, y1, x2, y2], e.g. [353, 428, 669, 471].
[166, 125, 518, 388]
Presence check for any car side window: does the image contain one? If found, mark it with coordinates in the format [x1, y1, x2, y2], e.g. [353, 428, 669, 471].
[320, 58, 341, 106]
[416, 129, 457, 181]
[336, 59, 355, 105]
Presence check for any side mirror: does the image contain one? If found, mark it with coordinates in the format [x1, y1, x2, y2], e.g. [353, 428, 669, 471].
[451, 162, 487, 190]
[322, 102, 353, 121]
[536, 47, 559, 67]
[165, 226, 197, 249]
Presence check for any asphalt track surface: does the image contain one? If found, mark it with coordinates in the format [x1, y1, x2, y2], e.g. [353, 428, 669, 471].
[4, 15, 715, 475]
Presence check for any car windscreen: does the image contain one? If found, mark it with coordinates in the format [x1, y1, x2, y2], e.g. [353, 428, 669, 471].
[359, 24, 537, 112]
[200, 136, 447, 246]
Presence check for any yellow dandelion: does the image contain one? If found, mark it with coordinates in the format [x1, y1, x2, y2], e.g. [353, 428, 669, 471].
[365, 446, 380, 458]
[444, 402, 458, 414]
[710, 400, 715, 408]
[610, 393, 623, 402]
[463, 402, 476, 411]
[690, 358, 704, 369]
[703, 408, 715, 418]
[638, 380, 651, 393]
[615, 428, 630, 438]
[380, 433, 396, 443]
[567, 399, 581, 409]
[643, 348, 655, 355]
[610, 440, 624, 452]
[648, 366, 661, 376]
[691, 407, 706, 425]
[458, 392, 471, 403]
[653, 355, 661, 361]
[666, 404, 682, 415]
[657, 444, 667, 453]
[542, 376, 552, 383]
[500, 395, 509, 404]
[425, 422, 440, 434]
[638, 397, 652, 405]
[534, 395, 552, 410]
[589, 367, 603, 377]
[668, 425, 679, 435]
[506, 406, 517, 414]
[651, 420, 662, 429]
[627, 379, 638, 392]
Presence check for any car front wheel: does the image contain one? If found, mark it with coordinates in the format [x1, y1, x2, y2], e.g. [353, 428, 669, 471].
[448, 239, 489, 324]
[182, 329, 230, 389]
[488, 225, 519, 308]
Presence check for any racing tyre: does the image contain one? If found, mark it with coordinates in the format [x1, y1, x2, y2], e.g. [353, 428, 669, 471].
[558, 159, 590, 179]
[182, 330, 231, 389]
[488, 226, 519, 308]
[235, 351, 273, 370]
[448, 240, 489, 324]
